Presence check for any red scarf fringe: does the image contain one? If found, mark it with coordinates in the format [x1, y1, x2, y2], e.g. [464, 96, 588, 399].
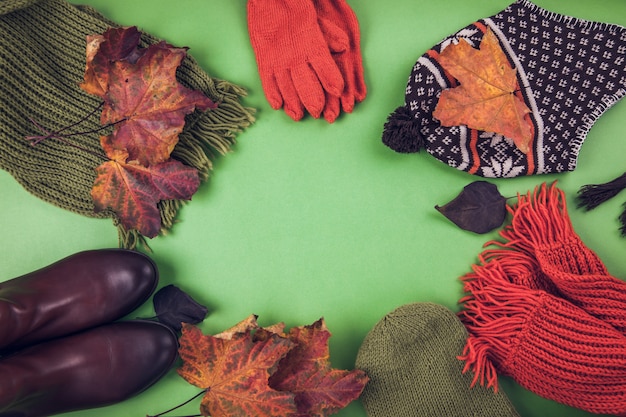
[458, 182, 626, 415]
[459, 261, 544, 392]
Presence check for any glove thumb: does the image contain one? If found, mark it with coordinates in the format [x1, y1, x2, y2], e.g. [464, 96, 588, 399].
[318, 17, 349, 53]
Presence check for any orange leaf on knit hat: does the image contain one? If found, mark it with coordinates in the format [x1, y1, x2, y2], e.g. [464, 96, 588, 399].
[432, 28, 533, 153]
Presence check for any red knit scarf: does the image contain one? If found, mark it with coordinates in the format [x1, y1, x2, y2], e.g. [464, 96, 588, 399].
[459, 182, 626, 416]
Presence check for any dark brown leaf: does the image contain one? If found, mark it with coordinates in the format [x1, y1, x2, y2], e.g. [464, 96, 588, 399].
[435, 181, 507, 234]
[153, 284, 208, 331]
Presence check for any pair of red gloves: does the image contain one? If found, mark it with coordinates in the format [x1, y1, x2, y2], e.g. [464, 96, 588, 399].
[248, 0, 366, 122]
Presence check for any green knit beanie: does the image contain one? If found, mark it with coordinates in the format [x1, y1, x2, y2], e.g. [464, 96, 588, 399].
[355, 303, 520, 417]
[0, 0, 255, 249]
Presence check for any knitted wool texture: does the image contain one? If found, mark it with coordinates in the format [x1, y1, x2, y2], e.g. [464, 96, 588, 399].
[247, 0, 342, 121]
[459, 183, 626, 415]
[488, 183, 626, 332]
[311, 0, 367, 123]
[355, 302, 520, 417]
[0, 0, 255, 248]
[382, 0, 625, 178]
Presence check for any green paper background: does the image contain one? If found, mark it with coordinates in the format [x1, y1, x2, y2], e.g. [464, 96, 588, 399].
[1, 0, 625, 416]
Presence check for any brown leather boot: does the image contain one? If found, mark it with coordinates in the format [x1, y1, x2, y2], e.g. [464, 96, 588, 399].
[0, 320, 178, 417]
[0, 249, 159, 353]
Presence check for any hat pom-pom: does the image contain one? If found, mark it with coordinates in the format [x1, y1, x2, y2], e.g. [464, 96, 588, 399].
[382, 106, 424, 153]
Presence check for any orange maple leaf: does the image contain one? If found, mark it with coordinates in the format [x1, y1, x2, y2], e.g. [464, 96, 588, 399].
[81, 34, 108, 98]
[177, 318, 368, 417]
[178, 323, 298, 417]
[432, 28, 534, 153]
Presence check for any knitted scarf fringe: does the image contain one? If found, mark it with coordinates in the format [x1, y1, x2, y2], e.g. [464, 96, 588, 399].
[458, 182, 572, 392]
[505, 182, 574, 249]
[479, 247, 559, 294]
[458, 261, 540, 392]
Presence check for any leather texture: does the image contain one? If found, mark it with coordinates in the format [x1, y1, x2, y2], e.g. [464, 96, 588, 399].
[0, 320, 178, 417]
[0, 249, 158, 353]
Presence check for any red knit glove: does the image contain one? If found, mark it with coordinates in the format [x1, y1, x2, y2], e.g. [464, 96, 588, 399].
[247, 0, 344, 121]
[313, 0, 367, 122]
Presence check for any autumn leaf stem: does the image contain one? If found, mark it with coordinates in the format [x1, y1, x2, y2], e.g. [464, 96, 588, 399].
[24, 101, 127, 161]
[146, 389, 206, 417]
[25, 101, 103, 145]
[54, 101, 104, 136]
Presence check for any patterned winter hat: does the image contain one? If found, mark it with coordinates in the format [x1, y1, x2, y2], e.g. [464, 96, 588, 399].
[382, 0, 625, 178]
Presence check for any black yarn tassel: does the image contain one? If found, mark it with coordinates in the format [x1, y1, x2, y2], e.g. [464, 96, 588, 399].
[381, 106, 425, 153]
[576, 172, 626, 211]
[619, 203, 626, 237]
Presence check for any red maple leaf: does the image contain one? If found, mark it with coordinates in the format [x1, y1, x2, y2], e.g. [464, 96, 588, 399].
[91, 137, 200, 238]
[78, 26, 218, 236]
[268, 319, 369, 417]
[100, 41, 217, 165]
[81, 26, 217, 166]
[81, 26, 143, 98]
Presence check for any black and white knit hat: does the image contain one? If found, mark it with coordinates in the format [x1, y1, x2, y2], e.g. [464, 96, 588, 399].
[383, 0, 625, 178]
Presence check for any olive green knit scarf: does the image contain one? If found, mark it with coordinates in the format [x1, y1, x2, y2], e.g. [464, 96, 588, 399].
[0, 0, 255, 249]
